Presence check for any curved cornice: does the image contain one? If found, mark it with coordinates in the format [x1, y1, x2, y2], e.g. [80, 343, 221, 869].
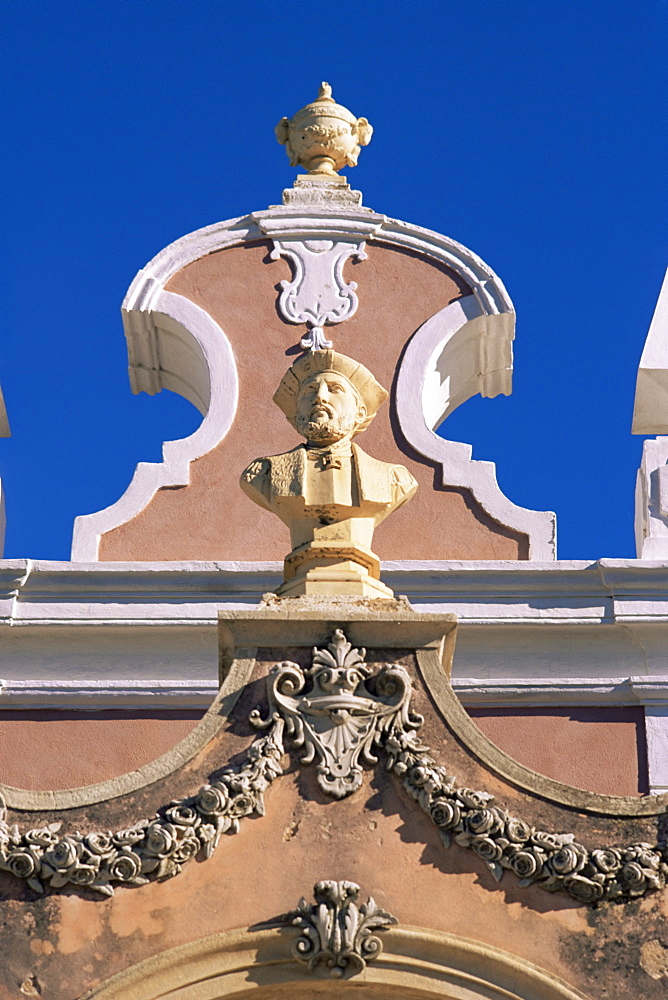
[71, 290, 239, 561]
[396, 297, 554, 558]
[71, 200, 555, 560]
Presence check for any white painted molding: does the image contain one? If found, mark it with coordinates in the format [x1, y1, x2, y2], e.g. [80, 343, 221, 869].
[3, 674, 668, 713]
[632, 267, 668, 434]
[0, 482, 5, 560]
[645, 706, 668, 794]
[396, 297, 556, 559]
[71, 291, 239, 560]
[3, 561, 668, 728]
[453, 676, 668, 707]
[0, 678, 216, 710]
[0, 385, 9, 557]
[71, 195, 550, 559]
[634, 436, 668, 558]
[632, 271, 668, 559]
[10, 557, 668, 621]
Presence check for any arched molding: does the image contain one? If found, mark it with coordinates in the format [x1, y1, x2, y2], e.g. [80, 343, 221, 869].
[71, 291, 239, 561]
[396, 297, 555, 559]
[0, 654, 255, 812]
[82, 924, 591, 1000]
[71, 201, 554, 560]
[416, 648, 668, 817]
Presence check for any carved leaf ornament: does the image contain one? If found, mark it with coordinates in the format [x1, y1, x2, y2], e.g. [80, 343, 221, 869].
[0, 631, 666, 906]
[249, 629, 418, 799]
[284, 879, 397, 977]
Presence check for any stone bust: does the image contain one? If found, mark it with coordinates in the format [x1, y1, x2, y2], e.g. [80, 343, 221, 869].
[240, 350, 417, 598]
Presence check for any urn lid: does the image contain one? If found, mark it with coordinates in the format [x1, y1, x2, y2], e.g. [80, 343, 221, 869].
[289, 82, 359, 127]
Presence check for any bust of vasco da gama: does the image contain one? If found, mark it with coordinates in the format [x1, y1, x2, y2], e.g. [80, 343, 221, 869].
[240, 350, 418, 556]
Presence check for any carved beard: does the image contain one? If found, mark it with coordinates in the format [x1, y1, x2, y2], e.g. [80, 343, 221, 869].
[301, 412, 357, 443]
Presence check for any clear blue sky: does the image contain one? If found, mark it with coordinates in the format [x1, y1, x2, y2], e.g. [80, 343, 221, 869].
[2, 0, 667, 561]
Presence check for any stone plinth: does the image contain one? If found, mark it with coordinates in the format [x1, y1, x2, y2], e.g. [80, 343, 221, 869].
[217, 595, 457, 679]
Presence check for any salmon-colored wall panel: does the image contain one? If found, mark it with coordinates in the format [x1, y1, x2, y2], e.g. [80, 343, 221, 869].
[468, 707, 648, 796]
[0, 711, 202, 789]
[99, 242, 528, 561]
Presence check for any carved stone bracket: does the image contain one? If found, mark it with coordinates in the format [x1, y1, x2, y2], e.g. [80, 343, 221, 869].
[250, 629, 421, 798]
[281, 879, 397, 977]
[270, 239, 367, 350]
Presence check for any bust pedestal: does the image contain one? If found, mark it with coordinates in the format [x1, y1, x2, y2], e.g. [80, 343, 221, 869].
[278, 518, 394, 598]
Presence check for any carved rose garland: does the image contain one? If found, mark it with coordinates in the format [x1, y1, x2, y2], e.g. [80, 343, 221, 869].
[0, 727, 286, 896]
[0, 631, 666, 905]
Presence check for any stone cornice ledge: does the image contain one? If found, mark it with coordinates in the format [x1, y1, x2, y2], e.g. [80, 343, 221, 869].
[3, 559, 668, 622]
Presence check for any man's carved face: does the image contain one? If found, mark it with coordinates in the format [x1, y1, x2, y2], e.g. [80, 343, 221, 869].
[295, 372, 366, 445]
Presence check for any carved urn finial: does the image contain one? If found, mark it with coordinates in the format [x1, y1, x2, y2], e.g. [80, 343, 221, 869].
[275, 83, 373, 176]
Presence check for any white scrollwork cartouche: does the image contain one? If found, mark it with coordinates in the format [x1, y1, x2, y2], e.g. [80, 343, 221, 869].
[270, 239, 367, 351]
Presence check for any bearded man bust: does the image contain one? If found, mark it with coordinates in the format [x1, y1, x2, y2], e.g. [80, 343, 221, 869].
[240, 350, 418, 598]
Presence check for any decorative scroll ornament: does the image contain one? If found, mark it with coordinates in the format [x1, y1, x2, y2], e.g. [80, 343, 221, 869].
[270, 239, 367, 351]
[0, 630, 666, 905]
[282, 880, 396, 977]
[250, 629, 420, 798]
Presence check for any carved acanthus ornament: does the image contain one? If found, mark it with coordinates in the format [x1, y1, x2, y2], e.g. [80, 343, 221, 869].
[281, 880, 397, 976]
[250, 629, 420, 798]
[0, 631, 666, 905]
[270, 239, 367, 351]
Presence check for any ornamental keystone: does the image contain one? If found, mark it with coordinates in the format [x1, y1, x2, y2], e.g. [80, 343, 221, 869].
[282, 880, 397, 977]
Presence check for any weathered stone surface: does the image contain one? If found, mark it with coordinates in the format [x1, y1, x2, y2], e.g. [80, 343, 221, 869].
[0, 628, 665, 999]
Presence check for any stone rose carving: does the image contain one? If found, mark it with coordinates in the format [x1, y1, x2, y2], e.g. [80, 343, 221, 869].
[0, 631, 665, 906]
[0, 726, 285, 896]
[385, 725, 668, 903]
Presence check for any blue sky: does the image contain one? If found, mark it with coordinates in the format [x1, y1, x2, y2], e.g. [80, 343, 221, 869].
[2, 0, 667, 561]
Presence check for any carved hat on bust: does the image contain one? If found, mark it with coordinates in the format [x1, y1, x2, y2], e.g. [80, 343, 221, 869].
[274, 350, 388, 435]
